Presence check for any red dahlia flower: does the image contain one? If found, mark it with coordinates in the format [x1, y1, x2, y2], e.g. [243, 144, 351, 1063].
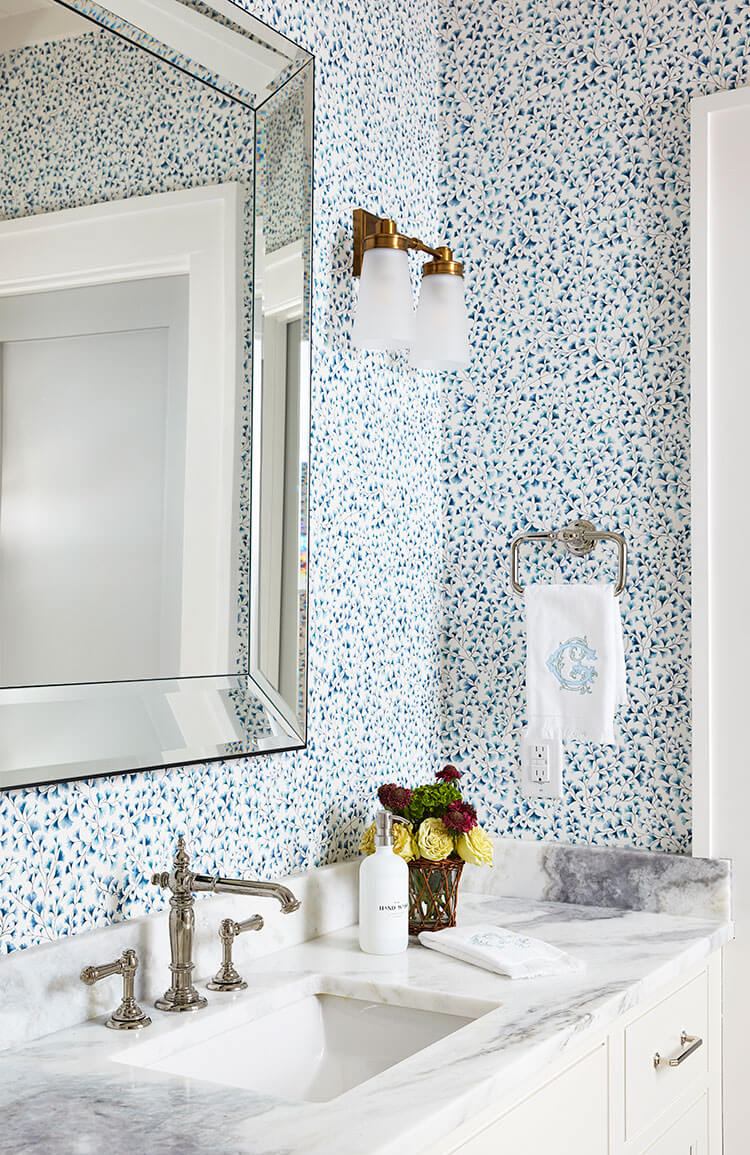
[377, 783, 413, 814]
[436, 764, 462, 782]
[442, 800, 478, 834]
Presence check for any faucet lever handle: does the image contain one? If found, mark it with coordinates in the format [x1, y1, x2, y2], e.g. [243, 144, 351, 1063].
[80, 949, 151, 1031]
[206, 915, 264, 992]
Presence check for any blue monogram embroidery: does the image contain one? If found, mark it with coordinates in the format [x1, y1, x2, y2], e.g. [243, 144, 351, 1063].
[546, 637, 598, 694]
[469, 930, 532, 951]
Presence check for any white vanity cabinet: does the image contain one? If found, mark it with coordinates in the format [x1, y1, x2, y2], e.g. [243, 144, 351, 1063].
[432, 953, 722, 1155]
[451, 1044, 609, 1154]
[643, 1097, 707, 1155]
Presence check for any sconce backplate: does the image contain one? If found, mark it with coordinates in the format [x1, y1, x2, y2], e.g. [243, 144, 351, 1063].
[353, 208, 385, 277]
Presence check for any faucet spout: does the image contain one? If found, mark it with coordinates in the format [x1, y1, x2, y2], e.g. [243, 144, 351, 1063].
[192, 873, 302, 914]
[151, 838, 302, 1012]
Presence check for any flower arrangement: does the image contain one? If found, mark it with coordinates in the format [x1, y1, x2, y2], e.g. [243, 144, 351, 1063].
[362, 765, 494, 869]
[362, 765, 493, 934]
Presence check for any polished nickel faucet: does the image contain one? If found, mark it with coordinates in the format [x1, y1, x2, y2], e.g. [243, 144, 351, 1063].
[151, 836, 301, 1012]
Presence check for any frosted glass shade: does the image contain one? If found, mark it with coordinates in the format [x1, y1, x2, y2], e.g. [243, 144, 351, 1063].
[411, 273, 470, 371]
[352, 247, 415, 351]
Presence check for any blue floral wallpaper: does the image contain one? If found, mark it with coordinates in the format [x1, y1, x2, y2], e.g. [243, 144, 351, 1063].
[0, 0, 443, 953]
[438, 0, 750, 852]
[3, 0, 748, 956]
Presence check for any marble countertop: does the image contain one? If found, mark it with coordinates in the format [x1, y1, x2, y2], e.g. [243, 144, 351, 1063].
[0, 894, 730, 1155]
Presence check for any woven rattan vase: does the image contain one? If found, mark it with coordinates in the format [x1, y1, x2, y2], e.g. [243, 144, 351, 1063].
[407, 856, 464, 935]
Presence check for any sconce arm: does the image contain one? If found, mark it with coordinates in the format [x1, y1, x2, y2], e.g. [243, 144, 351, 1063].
[402, 235, 445, 260]
[353, 208, 461, 277]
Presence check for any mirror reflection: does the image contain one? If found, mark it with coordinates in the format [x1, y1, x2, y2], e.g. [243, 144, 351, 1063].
[0, 0, 313, 787]
[253, 73, 311, 725]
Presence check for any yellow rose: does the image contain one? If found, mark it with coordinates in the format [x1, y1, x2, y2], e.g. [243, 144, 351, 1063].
[361, 821, 375, 856]
[392, 822, 417, 862]
[416, 817, 454, 862]
[361, 820, 416, 861]
[456, 825, 494, 866]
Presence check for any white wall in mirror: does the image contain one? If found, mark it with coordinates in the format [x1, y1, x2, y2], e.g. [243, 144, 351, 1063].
[0, 276, 187, 686]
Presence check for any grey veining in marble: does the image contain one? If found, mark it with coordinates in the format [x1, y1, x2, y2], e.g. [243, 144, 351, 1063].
[0, 859, 358, 1052]
[461, 837, 731, 921]
[2, 841, 732, 1055]
[0, 891, 731, 1155]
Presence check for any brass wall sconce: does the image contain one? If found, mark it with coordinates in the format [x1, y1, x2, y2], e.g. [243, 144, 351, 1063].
[351, 209, 470, 371]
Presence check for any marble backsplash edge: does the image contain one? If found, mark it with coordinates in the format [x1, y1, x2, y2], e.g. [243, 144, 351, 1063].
[2, 840, 732, 1052]
[0, 858, 359, 1052]
[461, 838, 732, 923]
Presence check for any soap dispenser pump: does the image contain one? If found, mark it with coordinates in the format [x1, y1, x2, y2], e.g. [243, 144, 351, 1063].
[359, 810, 409, 955]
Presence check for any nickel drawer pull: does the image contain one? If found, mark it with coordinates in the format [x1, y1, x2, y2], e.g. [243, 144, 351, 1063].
[653, 1031, 703, 1069]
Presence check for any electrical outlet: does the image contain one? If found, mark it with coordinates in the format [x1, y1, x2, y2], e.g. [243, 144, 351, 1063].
[530, 743, 550, 783]
[520, 737, 563, 799]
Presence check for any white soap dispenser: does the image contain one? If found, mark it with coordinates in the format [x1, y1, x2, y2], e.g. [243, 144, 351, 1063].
[359, 810, 409, 955]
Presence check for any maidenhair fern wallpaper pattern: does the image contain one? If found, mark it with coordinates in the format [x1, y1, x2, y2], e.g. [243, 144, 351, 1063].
[0, 0, 443, 953]
[2, 0, 749, 955]
[438, 0, 750, 852]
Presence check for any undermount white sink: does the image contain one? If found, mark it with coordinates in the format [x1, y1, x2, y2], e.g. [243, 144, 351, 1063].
[115, 984, 473, 1103]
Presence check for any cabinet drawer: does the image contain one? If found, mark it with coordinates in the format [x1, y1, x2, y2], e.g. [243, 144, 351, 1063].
[644, 1095, 708, 1154]
[625, 971, 708, 1142]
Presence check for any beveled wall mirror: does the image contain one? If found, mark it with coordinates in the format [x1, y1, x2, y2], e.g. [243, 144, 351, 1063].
[0, 0, 313, 788]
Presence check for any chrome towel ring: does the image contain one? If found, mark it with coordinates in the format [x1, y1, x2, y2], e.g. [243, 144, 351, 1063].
[510, 519, 628, 597]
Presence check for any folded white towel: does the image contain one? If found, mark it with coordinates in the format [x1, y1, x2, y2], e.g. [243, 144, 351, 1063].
[525, 582, 626, 744]
[418, 923, 583, 979]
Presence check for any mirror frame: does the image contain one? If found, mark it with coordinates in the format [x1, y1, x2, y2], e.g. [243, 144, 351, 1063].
[0, 0, 314, 790]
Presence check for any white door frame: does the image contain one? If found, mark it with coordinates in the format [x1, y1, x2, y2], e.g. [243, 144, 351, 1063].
[251, 236, 304, 714]
[690, 87, 750, 857]
[0, 183, 242, 676]
[690, 84, 750, 1155]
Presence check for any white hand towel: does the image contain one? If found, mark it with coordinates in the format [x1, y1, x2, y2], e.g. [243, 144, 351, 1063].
[525, 582, 626, 744]
[418, 923, 583, 979]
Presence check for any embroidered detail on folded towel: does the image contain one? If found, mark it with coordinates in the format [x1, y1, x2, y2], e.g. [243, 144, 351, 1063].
[418, 922, 584, 979]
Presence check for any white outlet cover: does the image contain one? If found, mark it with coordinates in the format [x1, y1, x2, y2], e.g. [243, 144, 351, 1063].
[520, 735, 563, 800]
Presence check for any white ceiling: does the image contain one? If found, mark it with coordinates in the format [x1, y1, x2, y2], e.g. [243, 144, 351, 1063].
[0, 1, 89, 52]
[0, 0, 53, 16]
[0, 0, 306, 102]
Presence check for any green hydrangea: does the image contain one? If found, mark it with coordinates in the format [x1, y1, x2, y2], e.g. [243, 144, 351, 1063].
[404, 782, 462, 826]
